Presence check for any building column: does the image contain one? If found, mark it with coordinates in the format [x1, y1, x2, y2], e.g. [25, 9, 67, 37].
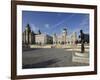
[25, 30, 29, 44]
[23, 32, 26, 44]
[29, 32, 32, 44]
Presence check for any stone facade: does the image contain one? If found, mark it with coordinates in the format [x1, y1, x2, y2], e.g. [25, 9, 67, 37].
[22, 24, 35, 44]
[23, 24, 77, 45]
[66, 32, 77, 45]
[53, 29, 77, 45]
[22, 24, 53, 45]
[35, 34, 47, 44]
[35, 34, 53, 45]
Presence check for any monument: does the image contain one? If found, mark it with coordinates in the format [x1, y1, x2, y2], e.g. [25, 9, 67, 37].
[72, 30, 89, 64]
[79, 30, 85, 53]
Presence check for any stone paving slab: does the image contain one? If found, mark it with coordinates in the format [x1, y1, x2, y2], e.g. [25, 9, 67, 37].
[22, 48, 89, 69]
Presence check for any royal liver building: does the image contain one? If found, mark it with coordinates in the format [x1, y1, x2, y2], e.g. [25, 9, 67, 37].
[22, 24, 35, 44]
[22, 24, 53, 45]
[22, 24, 77, 45]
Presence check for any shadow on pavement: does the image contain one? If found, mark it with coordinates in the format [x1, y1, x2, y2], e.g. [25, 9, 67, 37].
[22, 59, 59, 69]
[22, 47, 42, 52]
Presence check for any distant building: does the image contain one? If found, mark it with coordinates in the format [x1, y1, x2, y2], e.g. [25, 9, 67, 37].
[22, 24, 35, 44]
[35, 34, 46, 44]
[22, 24, 53, 45]
[53, 33, 57, 44]
[35, 34, 53, 45]
[53, 28, 77, 45]
[22, 24, 78, 45]
[57, 35, 62, 44]
[67, 32, 77, 44]
[62, 28, 67, 44]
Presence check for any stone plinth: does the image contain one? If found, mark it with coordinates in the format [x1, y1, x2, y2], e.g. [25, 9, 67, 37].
[72, 52, 89, 64]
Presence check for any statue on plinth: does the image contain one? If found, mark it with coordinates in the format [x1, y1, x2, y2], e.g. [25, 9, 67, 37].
[79, 30, 85, 53]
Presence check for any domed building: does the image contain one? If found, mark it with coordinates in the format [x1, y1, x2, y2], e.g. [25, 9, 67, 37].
[22, 24, 53, 45]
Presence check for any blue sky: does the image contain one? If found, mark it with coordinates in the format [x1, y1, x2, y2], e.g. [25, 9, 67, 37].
[22, 11, 89, 36]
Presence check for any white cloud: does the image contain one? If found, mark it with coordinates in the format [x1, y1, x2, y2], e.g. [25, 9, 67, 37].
[44, 24, 50, 28]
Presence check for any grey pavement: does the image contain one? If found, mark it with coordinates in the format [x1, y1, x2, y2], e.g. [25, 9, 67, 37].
[22, 48, 89, 69]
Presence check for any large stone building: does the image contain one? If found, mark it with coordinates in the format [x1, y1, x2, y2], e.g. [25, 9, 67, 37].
[22, 24, 35, 44]
[23, 24, 77, 45]
[35, 34, 53, 45]
[53, 28, 77, 45]
[66, 32, 77, 44]
[53, 28, 67, 44]
[22, 24, 53, 45]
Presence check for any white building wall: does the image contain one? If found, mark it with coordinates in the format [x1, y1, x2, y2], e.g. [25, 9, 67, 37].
[35, 34, 47, 44]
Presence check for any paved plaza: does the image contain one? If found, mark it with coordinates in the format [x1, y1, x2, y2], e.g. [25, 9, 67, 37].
[22, 48, 89, 69]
